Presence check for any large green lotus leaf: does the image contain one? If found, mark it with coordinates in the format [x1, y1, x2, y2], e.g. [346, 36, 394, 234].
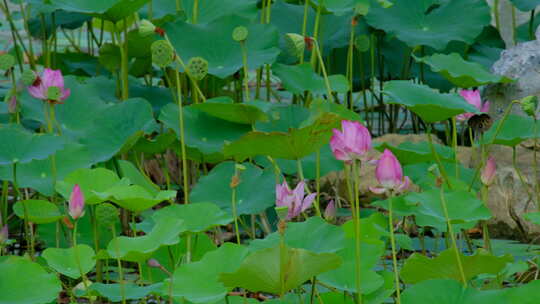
[254, 144, 343, 179]
[510, 0, 540, 11]
[190, 162, 274, 215]
[160, 103, 251, 156]
[374, 141, 454, 165]
[0, 256, 62, 304]
[506, 280, 540, 303]
[132, 131, 176, 155]
[249, 216, 345, 254]
[482, 115, 539, 147]
[90, 283, 162, 302]
[310, 0, 357, 15]
[401, 279, 505, 304]
[255, 104, 311, 132]
[191, 97, 269, 125]
[0, 124, 64, 165]
[118, 159, 161, 195]
[55, 168, 127, 205]
[50, 0, 150, 22]
[13, 200, 63, 224]
[273, 63, 350, 95]
[165, 15, 280, 78]
[414, 53, 513, 88]
[165, 243, 249, 303]
[95, 184, 176, 212]
[319, 271, 394, 304]
[42, 244, 96, 279]
[318, 238, 385, 295]
[220, 245, 341, 295]
[404, 188, 492, 227]
[107, 218, 184, 262]
[181, 0, 259, 23]
[310, 98, 363, 123]
[383, 81, 480, 123]
[400, 248, 513, 284]
[225, 112, 340, 161]
[152, 203, 232, 233]
[365, 0, 491, 50]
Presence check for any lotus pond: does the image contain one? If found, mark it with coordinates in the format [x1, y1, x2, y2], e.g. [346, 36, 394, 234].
[2, 0, 540, 303]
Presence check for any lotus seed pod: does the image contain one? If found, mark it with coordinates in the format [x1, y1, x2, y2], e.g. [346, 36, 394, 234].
[139, 19, 157, 37]
[21, 69, 38, 86]
[46, 86, 62, 101]
[520, 95, 538, 118]
[284, 33, 305, 59]
[187, 57, 208, 81]
[151, 40, 175, 68]
[95, 203, 119, 228]
[232, 26, 249, 42]
[0, 54, 15, 71]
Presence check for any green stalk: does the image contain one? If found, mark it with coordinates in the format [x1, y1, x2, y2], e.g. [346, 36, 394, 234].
[112, 224, 127, 304]
[300, 0, 310, 64]
[452, 117, 459, 178]
[240, 40, 250, 102]
[231, 166, 241, 245]
[512, 4, 517, 45]
[347, 18, 356, 108]
[120, 21, 129, 100]
[192, 0, 199, 24]
[494, 0, 501, 32]
[18, 1, 36, 69]
[315, 150, 322, 217]
[73, 222, 93, 303]
[297, 159, 321, 217]
[427, 127, 452, 189]
[13, 163, 33, 259]
[533, 117, 539, 209]
[313, 40, 333, 100]
[2, 0, 25, 72]
[350, 161, 363, 304]
[174, 69, 190, 205]
[480, 186, 492, 252]
[310, 2, 322, 67]
[387, 194, 401, 304]
[438, 185, 467, 287]
[265, 0, 272, 24]
[278, 220, 287, 298]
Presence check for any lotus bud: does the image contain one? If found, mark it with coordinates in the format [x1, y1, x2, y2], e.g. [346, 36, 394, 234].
[151, 40, 175, 68]
[520, 96, 538, 118]
[68, 184, 85, 220]
[370, 149, 411, 194]
[232, 26, 249, 42]
[324, 200, 336, 221]
[21, 69, 38, 86]
[139, 19, 157, 37]
[330, 120, 372, 163]
[187, 57, 208, 81]
[284, 33, 305, 59]
[0, 54, 15, 70]
[147, 258, 162, 268]
[481, 157, 497, 186]
[95, 203, 119, 228]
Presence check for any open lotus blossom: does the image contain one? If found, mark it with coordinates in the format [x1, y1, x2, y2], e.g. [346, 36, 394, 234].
[330, 120, 372, 162]
[481, 157, 497, 186]
[68, 184, 85, 220]
[276, 180, 316, 220]
[456, 89, 490, 121]
[370, 149, 411, 194]
[27, 68, 71, 104]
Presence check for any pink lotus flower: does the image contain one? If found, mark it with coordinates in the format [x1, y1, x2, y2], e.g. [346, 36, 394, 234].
[330, 120, 372, 162]
[324, 200, 336, 221]
[27, 68, 71, 103]
[481, 157, 497, 186]
[456, 89, 490, 121]
[68, 184, 85, 220]
[370, 149, 410, 194]
[276, 180, 316, 220]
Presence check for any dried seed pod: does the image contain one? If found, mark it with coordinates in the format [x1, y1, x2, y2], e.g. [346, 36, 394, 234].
[151, 40, 175, 68]
[95, 203, 119, 228]
[232, 26, 249, 42]
[187, 56, 208, 81]
[284, 33, 305, 59]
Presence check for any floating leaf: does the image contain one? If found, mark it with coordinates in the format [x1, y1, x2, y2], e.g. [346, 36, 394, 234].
[13, 200, 63, 224]
[414, 53, 513, 88]
[152, 203, 232, 233]
[400, 248, 513, 284]
[0, 256, 62, 304]
[42, 244, 96, 279]
[383, 81, 480, 123]
[482, 115, 539, 147]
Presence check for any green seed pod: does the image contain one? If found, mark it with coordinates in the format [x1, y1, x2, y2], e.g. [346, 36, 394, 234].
[232, 26, 249, 42]
[47, 86, 61, 101]
[0, 54, 15, 71]
[21, 69, 37, 86]
[139, 19, 156, 37]
[95, 203, 119, 228]
[151, 40, 175, 68]
[284, 33, 305, 59]
[520, 95, 538, 117]
[187, 56, 208, 81]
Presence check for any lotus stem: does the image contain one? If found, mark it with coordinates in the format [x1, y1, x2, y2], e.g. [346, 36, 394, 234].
[387, 193, 401, 303]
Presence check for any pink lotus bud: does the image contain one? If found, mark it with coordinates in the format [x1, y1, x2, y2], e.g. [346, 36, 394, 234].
[370, 149, 410, 194]
[27, 68, 71, 104]
[481, 157, 497, 186]
[147, 258, 161, 268]
[330, 120, 372, 162]
[68, 184, 85, 220]
[275, 180, 316, 220]
[324, 200, 336, 221]
[456, 89, 490, 121]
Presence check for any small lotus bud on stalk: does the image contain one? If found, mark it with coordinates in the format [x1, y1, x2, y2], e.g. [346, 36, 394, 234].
[151, 40, 175, 68]
[481, 157, 497, 187]
[68, 184, 85, 221]
[232, 26, 249, 42]
[187, 57, 209, 81]
[147, 258, 162, 268]
[284, 33, 305, 60]
[520, 95, 538, 118]
[324, 200, 336, 222]
[95, 203, 119, 228]
[0, 54, 15, 71]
